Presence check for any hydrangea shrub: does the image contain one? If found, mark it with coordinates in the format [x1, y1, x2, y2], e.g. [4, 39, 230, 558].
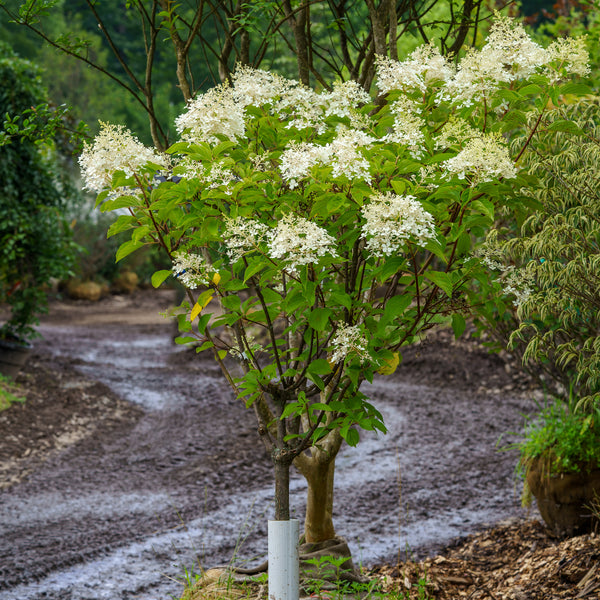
[80, 16, 590, 530]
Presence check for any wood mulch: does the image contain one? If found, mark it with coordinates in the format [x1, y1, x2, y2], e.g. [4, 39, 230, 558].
[373, 519, 600, 599]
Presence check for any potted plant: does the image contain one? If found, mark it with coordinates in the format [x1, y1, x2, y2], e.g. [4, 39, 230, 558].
[516, 399, 600, 537]
[0, 43, 80, 377]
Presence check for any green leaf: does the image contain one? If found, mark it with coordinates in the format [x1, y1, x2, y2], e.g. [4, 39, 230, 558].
[424, 270, 453, 297]
[343, 428, 360, 447]
[547, 120, 585, 136]
[383, 294, 412, 320]
[451, 313, 466, 338]
[244, 259, 267, 282]
[115, 239, 144, 262]
[307, 358, 332, 375]
[151, 269, 172, 288]
[308, 308, 333, 331]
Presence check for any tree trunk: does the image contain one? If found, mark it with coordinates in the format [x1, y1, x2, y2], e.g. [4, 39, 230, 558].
[273, 451, 293, 521]
[294, 430, 343, 542]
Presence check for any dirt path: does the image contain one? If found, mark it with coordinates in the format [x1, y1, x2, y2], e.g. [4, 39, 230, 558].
[0, 291, 540, 599]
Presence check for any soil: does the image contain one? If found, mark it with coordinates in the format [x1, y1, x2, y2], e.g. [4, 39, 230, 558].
[0, 289, 585, 600]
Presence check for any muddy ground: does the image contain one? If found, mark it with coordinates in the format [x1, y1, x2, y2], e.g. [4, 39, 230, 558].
[0, 290, 544, 599]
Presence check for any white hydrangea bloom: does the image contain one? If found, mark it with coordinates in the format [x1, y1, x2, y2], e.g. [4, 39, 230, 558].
[222, 216, 270, 262]
[442, 133, 517, 183]
[268, 214, 337, 270]
[376, 44, 454, 93]
[79, 122, 167, 193]
[361, 192, 436, 256]
[279, 129, 374, 188]
[434, 117, 479, 150]
[328, 128, 375, 183]
[231, 65, 294, 106]
[175, 84, 245, 144]
[279, 142, 331, 189]
[174, 158, 236, 193]
[276, 85, 325, 131]
[329, 324, 370, 364]
[545, 37, 590, 80]
[171, 252, 211, 289]
[384, 96, 426, 158]
[439, 16, 548, 107]
[322, 80, 371, 119]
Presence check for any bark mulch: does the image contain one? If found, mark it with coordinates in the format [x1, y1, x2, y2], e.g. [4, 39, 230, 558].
[374, 519, 600, 599]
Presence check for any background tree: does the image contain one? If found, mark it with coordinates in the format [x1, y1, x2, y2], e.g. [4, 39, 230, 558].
[0, 0, 490, 147]
[0, 41, 79, 342]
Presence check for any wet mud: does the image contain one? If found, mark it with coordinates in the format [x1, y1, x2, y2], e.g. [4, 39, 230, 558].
[0, 291, 540, 599]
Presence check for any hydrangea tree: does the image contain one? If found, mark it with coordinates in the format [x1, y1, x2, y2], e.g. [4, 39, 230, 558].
[79, 16, 589, 544]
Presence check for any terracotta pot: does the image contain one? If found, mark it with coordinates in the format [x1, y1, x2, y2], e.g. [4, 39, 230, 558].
[0, 337, 31, 379]
[526, 459, 600, 537]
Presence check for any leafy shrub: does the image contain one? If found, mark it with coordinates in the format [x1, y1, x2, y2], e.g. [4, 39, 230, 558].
[0, 43, 79, 340]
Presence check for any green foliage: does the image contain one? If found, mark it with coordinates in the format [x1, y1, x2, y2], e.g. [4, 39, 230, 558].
[515, 398, 600, 477]
[481, 99, 600, 409]
[0, 43, 79, 340]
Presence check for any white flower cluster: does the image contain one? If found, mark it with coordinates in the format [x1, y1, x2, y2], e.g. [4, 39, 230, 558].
[361, 192, 436, 256]
[544, 37, 590, 81]
[442, 133, 517, 183]
[376, 44, 453, 93]
[268, 214, 337, 271]
[175, 84, 246, 144]
[329, 324, 370, 364]
[222, 216, 270, 262]
[328, 128, 375, 183]
[321, 80, 372, 126]
[438, 15, 581, 107]
[279, 142, 330, 189]
[175, 158, 236, 193]
[279, 129, 374, 188]
[79, 122, 166, 193]
[230, 65, 293, 107]
[384, 96, 426, 158]
[171, 252, 211, 289]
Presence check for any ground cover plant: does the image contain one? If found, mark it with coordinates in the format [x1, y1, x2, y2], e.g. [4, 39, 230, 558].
[78, 13, 591, 562]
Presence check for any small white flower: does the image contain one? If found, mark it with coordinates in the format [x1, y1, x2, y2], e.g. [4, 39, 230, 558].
[79, 122, 166, 193]
[361, 192, 436, 257]
[171, 252, 211, 289]
[329, 324, 370, 364]
[268, 214, 337, 270]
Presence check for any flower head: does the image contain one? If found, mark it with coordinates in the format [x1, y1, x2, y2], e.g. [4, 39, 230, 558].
[268, 214, 337, 270]
[361, 192, 436, 256]
[329, 324, 370, 364]
[222, 216, 270, 262]
[171, 252, 211, 289]
[384, 96, 426, 158]
[439, 15, 548, 106]
[442, 133, 517, 183]
[231, 65, 294, 106]
[376, 45, 453, 94]
[79, 122, 166, 193]
[175, 84, 245, 144]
